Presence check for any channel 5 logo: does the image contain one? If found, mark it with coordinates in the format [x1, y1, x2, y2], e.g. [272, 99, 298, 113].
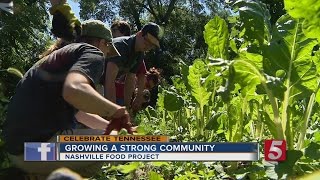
[24, 143, 56, 161]
[264, 140, 286, 161]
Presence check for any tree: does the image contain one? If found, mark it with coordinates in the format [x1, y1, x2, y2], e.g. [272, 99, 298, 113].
[78, 0, 230, 81]
[260, 0, 285, 25]
[0, 0, 51, 123]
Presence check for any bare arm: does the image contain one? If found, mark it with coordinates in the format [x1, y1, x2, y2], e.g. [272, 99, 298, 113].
[104, 62, 119, 103]
[124, 73, 136, 108]
[63, 71, 120, 118]
[75, 111, 109, 130]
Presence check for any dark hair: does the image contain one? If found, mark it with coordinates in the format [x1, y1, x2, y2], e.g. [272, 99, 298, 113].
[76, 36, 102, 44]
[39, 36, 101, 59]
[146, 67, 161, 86]
[51, 11, 81, 42]
[39, 38, 70, 59]
[111, 20, 131, 36]
[141, 22, 161, 40]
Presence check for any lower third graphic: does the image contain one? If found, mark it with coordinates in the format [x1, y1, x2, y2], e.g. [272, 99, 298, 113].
[24, 143, 55, 161]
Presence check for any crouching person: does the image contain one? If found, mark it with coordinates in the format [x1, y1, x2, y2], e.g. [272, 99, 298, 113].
[1, 20, 133, 178]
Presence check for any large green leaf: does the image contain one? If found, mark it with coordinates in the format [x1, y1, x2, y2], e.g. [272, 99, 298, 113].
[305, 142, 320, 160]
[171, 75, 188, 97]
[275, 150, 303, 177]
[284, 0, 320, 41]
[187, 60, 212, 109]
[156, 86, 165, 112]
[256, 74, 287, 100]
[232, 59, 264, 95]
[117, 162, 141, 174]
[149, 171, 164, 180]
[261, 112, 278, 138]
[263, 15, 318, 97]
[204, 16, 229, 59]
[205, 111, 225, 131]
[232, 0, 271, 48]
[163, 89, 184, 111]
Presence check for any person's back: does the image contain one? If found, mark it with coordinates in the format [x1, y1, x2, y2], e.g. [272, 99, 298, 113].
[3, 42, 105, 155]
[110, 35, 144, 75]
[104, 22, 162, 111]
[2, 9, 133, 179]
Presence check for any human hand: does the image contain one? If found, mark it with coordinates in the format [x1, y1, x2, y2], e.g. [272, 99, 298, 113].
[104, 107, 135, 135]
[132, 94, 144, 112]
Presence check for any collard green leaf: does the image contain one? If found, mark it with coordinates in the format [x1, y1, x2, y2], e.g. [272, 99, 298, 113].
[149, 171, 164, 180]
[187, 60, 212, 108]
[232, 0, 271, 47]
[238, 52, 263, 69]
[205, 111, 225, 131]
[151, 162, 169, 167]
[284, 0, 320, 40]
[204, 16, 229, 59]
[256, 74, 287, 100]
[172, 75, 187, 96]
[315, 131, 320, 143]
[179, 59, 191, 92]
[163, 90, 184, 111]
[231, 51, 265, 97]
[261, 112, 278, 138]
[263, 15, 318, 97]
[156, 86, 165, 111]
[305, 142, 320, 160]
[232, 59, 264, 95]
[117, 162, 140, 174]
[275, 150, 303, 177]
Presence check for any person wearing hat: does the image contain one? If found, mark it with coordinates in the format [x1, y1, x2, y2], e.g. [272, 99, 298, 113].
[109, 20, 149, 107]
[104, 22, 162, 112]
[2, 19, 132, 178]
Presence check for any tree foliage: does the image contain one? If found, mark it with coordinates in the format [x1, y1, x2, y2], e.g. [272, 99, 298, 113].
[0, 0, 51, 97]
[78, 0, 230, 81]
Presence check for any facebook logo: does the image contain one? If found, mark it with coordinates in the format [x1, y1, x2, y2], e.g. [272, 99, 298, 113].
[24, 143, 56, 161]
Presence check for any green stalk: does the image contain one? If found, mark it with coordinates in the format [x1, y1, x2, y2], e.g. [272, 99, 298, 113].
[185, 107, 190, 118]
[238, 95, 248, 141]
[178, 109, 182, 129]
[196, 107, 201, 137]
[234, 60, 284, 139]
[262, 81, 284, 139]
[174, 112, 177, 131]
[204, 105, 210, 139]
[297, 92, 316, 150]
[200, 105, 204, 136]
[282, 19, 299, 143]
[286, 110, 293, 150]
[162, 110, 166, 133]
[226, 102, 232, 141]
[256, 102, 264, 140]
[281, 85, 291, 138]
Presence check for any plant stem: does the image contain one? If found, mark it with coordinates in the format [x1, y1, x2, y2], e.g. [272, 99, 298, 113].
[255, 101, 262, 139]
[282, 19, 299, 143]
[262, 81, 284, 139]
[239, 95, 247, 141]
[297, 92, 315, 150]
[227, 102, 232, 141]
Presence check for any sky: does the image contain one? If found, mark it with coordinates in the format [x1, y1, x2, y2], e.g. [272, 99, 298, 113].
[67, 0, 80, 19]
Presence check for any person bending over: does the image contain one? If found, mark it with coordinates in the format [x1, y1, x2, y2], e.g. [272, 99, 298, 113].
[2, 20, 132, 178]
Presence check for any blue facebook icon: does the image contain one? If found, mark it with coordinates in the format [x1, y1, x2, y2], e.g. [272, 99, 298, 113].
[24, 143, 56, 161]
